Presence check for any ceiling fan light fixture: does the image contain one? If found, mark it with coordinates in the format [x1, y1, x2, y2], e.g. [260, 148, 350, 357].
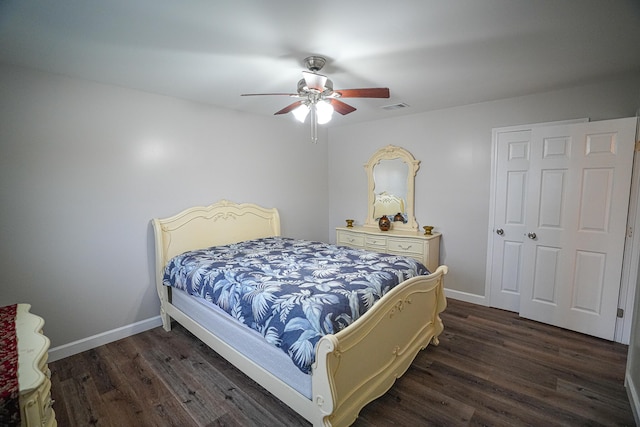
[292, 103, 310, 123]
[302, 71, 327, 92]
[316, 100, 334, 124]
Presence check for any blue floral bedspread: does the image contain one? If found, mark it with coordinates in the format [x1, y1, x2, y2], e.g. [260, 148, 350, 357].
[163, 237, 430, 373]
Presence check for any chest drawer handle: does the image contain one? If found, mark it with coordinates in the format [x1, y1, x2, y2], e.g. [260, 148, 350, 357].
[398, 244, 413, 250]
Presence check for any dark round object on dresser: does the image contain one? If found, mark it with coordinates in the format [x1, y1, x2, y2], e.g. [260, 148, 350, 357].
[378, 215, 391, 231]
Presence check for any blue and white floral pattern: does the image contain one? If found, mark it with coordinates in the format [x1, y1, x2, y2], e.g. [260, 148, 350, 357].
[163, 237, 430, 373]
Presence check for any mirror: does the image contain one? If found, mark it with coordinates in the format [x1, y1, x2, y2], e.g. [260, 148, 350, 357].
[373, 160, 408, 219]
[364, 145, 420, 231]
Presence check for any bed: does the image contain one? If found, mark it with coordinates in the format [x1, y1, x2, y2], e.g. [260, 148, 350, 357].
[152, 200, 448, 426]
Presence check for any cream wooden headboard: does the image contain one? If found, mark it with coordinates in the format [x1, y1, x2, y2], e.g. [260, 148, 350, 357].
[152, 200, 281, 278]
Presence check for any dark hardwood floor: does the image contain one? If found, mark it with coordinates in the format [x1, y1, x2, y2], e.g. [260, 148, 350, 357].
[49, 299, 635, 426]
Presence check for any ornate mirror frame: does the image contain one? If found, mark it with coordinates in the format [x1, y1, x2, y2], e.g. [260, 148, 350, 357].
[364, 145, 420, 231]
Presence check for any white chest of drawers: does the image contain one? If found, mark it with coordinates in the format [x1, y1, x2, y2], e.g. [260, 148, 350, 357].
[336, 226, 441, 272]
[16, 304, 57, 427]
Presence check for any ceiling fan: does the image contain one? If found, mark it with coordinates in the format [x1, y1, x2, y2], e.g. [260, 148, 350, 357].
[241, 56, 390, 142]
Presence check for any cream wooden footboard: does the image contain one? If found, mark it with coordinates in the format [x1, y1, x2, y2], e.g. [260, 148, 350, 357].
[312, 267, 447, 426]
[152, 200, 447, 427]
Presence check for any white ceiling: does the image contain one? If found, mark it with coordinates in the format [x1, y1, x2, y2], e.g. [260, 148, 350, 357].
[1, 0, 639, 126]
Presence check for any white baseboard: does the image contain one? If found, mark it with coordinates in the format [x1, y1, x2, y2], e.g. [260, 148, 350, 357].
[48, 315, 163, 362]
[444, 288, 487, 306]
[627, 372, 640, 426]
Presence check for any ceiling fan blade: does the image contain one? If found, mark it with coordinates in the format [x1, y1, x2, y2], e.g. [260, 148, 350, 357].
[274, 101, 303, 115]
[241, 93, 298, 97]
[329, 99, 357, 115]
[302, 71, 327, 91]
[334, 88, 390, 98]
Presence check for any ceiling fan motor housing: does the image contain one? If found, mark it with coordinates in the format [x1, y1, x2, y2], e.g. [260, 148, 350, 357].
[304, 56, 326, 72]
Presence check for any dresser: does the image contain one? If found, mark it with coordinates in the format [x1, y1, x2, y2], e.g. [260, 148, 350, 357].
[336, 226, 441, 272]
[16, 304, 56, 427]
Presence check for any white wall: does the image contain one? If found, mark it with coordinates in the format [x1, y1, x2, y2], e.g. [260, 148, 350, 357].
[0, 64, 329, 349]
[328, 74, 640, 300]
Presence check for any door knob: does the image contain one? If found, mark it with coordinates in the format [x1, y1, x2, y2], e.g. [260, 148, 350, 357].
[496, 228, 504, 235]
[527, 232, 537, 239]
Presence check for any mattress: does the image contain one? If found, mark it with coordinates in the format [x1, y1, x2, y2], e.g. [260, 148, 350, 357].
[171, 289, 312, 399]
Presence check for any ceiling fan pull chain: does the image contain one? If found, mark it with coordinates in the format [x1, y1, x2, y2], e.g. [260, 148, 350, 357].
[310, 105, 318, 143]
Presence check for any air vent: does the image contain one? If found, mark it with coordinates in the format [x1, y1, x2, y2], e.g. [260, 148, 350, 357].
[381, 103, 410, 111]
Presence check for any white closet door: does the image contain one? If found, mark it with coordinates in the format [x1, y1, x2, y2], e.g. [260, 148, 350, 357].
[488, 130, 532, 312]
[518, 118, 636, 340]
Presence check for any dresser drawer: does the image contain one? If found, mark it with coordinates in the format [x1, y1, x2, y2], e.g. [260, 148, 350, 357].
[337, 231, 365, 248]
[365, 236, 387, 250]
[387, 238, 424, 256]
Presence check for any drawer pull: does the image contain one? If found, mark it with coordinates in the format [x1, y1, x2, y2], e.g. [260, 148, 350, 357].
[398, 244, 413, 250]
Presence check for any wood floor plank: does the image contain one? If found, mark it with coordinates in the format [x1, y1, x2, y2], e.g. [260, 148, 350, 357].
[354, 373, 476, 426]
[144, 345, 235, 424]
[423, 360, 588, 426]
[56, 374, 109, 426]
[98, 339, 195, 426]
[49, 299, 635, 426]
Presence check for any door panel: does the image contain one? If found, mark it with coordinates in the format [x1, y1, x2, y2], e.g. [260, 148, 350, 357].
[572, 250, 606, 313]
[579, 168, 613, 231]
[531, 245, 561, 304]
[539, 169, 567, 227]
[500, 240, 523, 294]
[506, 171, 527, 224]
